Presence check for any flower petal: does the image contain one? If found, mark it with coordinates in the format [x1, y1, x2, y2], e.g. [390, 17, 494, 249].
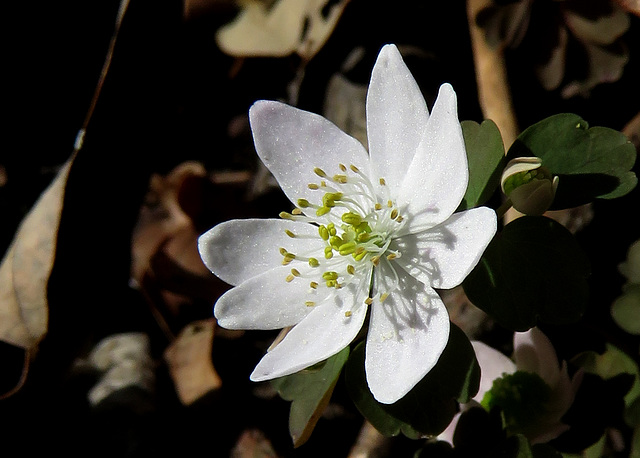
[214, 264, 331, 330]
[471, 341, 516, 402]
[513, 327, 561, 387]
[393, 206, 497, 289]
[397, 83, 469, 234]
[198, 218, 325, 286]
[365, 264, 450, 404]
[250, 269, 372, 380]
[366, 44, 430, 197]
[249, 100, 370, 206]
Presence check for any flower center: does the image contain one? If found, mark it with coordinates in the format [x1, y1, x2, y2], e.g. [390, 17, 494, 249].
[277, 163, 407, 315]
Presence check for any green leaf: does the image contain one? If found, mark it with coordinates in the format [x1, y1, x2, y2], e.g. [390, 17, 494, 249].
[611, 284, 640, 335]
[506, 113, 637, 209]
[459, 119, 506, 210]
[344, 323, 479, 438]
[463, 216, 590, 331]
[271, 346, 349, 447]
[572, 344, 640, 412]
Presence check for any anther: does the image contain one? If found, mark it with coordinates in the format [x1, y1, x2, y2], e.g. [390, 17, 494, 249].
[371, 256, 380, 266]
[379, 178, 386, 186]
[290, 268, 301, 277]
[279, 247, 288, 256]
[297, 198, 310, 208]
[318, 226, 329, 240]
[342, 212, 363, 226]
[386, 253, 397, 261]
[364, 297, 373, 305]
[339, 163, 347, 172]
[390, 208, 398, 220]
[314, 167, 327, 178]
[396, 215, 404, 223]
[374, 203, 382, 211]
[279, 211, 293, 220]
[350, 164, 360, 173]
[316, 206, 331, 216]
[339, 241, 357, 255]
[322, 271, 339, 281]
[347, 265, 355, 275]
[308, 183, 319, 190]
[305, 301, 316, 307]
[380, 293, 389, 302]
[292, 208, 303, 215]
[308, 258, 319, 267]
[285, 230, 296, 238]
[333, 174, 348, 184]
[285, 274, 295, 282]
[309, 281, 318, 289]
[344, 311, 352, 317]
[324, 247, 334, 259]
[387, 200, 393, 208]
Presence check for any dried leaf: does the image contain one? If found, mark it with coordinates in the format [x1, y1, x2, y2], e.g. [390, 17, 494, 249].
[164, 319, 221, 405]
[614, 0, 640, 16]
[216, 0, 350, 60]
[0, 159, 72, 351]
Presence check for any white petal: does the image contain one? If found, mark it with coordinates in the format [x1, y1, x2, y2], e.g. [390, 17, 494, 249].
[366, 44, 430, 197]
[249, 100, 370, 206]
[214, 264, 330, 330]
[198, 218, 324, 286]
[471, 341, 516, 402]
[365, 264, 450, 404]
[397, 84, 469, 234]
[393, 206, 497, 290]
[250, 270, 372, 380]
[513, 327, 561, 387]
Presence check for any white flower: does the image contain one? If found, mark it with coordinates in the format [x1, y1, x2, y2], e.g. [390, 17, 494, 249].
[440, 327, 583, 445]
[198, 44, 497, 404]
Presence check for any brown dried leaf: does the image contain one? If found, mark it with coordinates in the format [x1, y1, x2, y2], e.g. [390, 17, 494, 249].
[216, 0, 350, 60]
[614, 0, 640, 16]
[0, 159, 72, 351]
[164, 319, 221, 405]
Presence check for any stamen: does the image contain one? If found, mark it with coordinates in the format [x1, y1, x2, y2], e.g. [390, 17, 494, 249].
[390, 208, 398, 220]
[290, 268, 301, 277]
[350, 164, 360, 173]
[375, 203, 382, 211]
[386, 253, 397, 261]
[344, 311, 352, 317]
[379, 178, 386, 186]
[309, 281, 318, 289]
[387, 200, 393, 208]
[297, 199, 310, 208]
[285, 230, 296, 238]
[314, 167, 327, 178]
[347, 265, 355, 275]
[364, 297, 373, 305]
[285, 274, 295, 282]
[371, 256, 380, 266]
[305, 301, 316, 307]
[380, 293, 389, 302]
[339, 163, 347, 172]
[291, 208, 303, 215]
[308, 183, 319, 190]
[308, 258, 319, 267]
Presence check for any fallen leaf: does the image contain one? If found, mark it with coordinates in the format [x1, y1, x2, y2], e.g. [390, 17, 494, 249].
[0, 159, 72, 351]
[216, 0, 350, 60]
[164, 319, 221, 405]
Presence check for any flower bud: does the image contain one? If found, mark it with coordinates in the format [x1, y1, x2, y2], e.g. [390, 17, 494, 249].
[501, 157, 559, 216]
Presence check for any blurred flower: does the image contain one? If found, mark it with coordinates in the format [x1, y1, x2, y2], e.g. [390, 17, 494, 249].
[198, 44, 496, 404]
[501, 156, 559, 215]
[440, 327, 583, 445]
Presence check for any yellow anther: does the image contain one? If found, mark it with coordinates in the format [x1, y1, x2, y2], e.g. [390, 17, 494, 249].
[320, 180, 327, 187]
[342, 212, 363, 226]
[285, 230, 296, 238]
[324, 247, 334, 259]
[365, 297, 373, 305]
[350, 164, 360, 173]
[390, 208, 398, 220]
[379, 178, 386, 186]
[375, 203, 382, 211]
[380, 293, 389, 302]
[308, 183, 319, 190]
[314, 167, 327, 178]
[279, 211, 293, 220]
[316, 206, 331, 216]
[327, 223, 336, 236]
[353, 248, 367, 262]
[356, 232, 370, 243]
[339, 163, 347, 172]
[282, 254, 295, 265]
[279, 247, 288, 256]
[309, 281, 318, 289]
[292, 208, 303, 215]
[286, 274, 295, 282]
[322, 271, 339, 281]
[322, 192, 342, 207]
[344, 311, 352, 317]
[387, 200, 393, 208]
[371, 256, 380, 266]
[297, 198, 310, 208]
[396, 215, 404, 223]
[333, 174, 348, 184]
[330, 235, 343, 250]
[305, 301, 316, 307]
[387, 253, 397, 261]
[326, 280, 337, 288]
[347, 265, 355, 275]
[319, 225, 329, 240]
[308, 258, 319, 267]
[291, 268, 301, 277]
[339, 241, 357, 255]
[335, 283, 343, 289]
